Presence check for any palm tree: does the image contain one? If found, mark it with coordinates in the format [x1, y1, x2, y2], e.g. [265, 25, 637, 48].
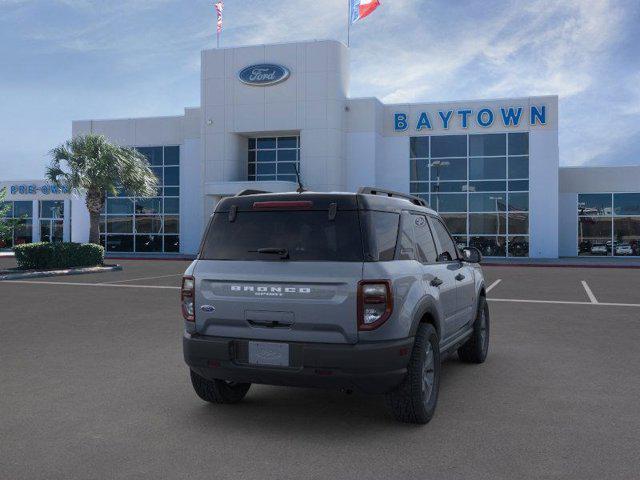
[46, 134, 158, 244]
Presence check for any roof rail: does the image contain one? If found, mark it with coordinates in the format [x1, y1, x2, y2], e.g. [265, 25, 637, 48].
[357, 187, 428, 208]
[235, 189, 271, 197]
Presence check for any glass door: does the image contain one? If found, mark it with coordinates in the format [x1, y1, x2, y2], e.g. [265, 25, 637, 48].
[39, 201, 65, 243]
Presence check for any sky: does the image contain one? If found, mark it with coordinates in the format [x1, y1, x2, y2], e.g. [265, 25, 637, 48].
[1, 0, 639, 179]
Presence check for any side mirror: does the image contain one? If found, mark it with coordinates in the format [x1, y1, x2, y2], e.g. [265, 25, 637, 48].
[462, 247, 482, 264]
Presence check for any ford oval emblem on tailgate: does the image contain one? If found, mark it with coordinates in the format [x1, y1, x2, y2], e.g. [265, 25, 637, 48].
[200, 305, 215, 312]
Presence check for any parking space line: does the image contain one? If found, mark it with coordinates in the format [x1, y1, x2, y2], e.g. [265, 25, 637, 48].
[486, 279, 502, 293]
[101, 274, 182, 284]
[1, 280, 180, 290]
[488, 298, 640, 308]
[581, 280, 599, 304]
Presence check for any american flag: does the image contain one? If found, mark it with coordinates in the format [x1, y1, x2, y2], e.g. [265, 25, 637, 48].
[214, 1, 223, 33]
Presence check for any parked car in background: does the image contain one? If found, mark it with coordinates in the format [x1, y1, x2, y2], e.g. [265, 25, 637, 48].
[615, 244, 633, 256]
[590, 244, 608, 255]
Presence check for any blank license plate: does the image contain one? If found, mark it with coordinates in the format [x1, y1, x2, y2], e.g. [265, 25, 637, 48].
[248, 341, 290, 367]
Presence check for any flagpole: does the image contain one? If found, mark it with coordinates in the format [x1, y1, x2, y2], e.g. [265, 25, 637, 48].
[347, 0, 351, 47]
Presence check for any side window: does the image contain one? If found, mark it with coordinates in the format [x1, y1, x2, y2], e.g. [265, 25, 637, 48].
[412, 214, 438, 263]
[429, 217, 458, 262]
[397, 213, 415, 260]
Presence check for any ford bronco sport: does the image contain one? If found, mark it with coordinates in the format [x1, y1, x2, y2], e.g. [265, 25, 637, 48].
[182, 188, 489, 424]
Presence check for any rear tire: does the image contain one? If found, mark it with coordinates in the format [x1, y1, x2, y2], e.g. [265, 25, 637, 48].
[190, 370, 251, 404]
[386, 323, 441, 424]
[458, 296, 490, 364]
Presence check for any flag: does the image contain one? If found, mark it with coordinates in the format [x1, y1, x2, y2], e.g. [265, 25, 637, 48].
[214, 1, 223, 33]
[350, 0, 380, 24]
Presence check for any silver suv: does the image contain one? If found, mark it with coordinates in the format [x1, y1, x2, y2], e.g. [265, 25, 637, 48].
[182, 188, 489, 424]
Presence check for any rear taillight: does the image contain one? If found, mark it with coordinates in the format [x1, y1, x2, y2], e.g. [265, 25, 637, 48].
[181, 276, 195, 321]
[357, 280, 393, 331]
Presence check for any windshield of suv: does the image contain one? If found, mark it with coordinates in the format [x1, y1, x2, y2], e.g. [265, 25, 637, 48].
[200, 210, 365, 261]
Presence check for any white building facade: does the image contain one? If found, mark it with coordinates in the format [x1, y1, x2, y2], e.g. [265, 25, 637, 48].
[3, 40, 639, 258]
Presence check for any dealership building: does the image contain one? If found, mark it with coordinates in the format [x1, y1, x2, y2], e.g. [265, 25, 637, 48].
[2, 39, 640, 258]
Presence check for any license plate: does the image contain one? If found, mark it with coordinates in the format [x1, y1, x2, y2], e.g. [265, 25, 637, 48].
[248, 341, 289, 367]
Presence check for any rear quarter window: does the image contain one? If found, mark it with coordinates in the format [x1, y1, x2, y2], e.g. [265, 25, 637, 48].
[360, 211, 400, 261]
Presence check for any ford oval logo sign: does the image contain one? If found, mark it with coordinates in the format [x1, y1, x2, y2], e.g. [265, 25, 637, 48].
[238, 64, 290, 87]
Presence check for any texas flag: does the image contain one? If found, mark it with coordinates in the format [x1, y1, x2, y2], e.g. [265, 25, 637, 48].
[350, 0, 381, 24]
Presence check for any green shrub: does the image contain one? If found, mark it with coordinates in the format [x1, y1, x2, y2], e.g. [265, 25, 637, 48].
[13, 242, 104, 270]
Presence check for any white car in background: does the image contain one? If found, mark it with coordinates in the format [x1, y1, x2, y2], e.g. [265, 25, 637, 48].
[615, 244, 633, 256]
[590, 244, 608, 255]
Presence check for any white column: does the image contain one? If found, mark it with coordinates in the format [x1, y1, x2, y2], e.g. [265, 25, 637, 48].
[32, 200, 41, 243]
[63, 199, 71, 242]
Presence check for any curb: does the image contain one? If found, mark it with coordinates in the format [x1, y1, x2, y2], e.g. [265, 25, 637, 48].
[0, 265, 123, 281]
[483, 262, 640, 269]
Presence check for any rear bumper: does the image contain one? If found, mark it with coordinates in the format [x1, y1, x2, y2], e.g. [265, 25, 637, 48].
[183, 333, 413, 394]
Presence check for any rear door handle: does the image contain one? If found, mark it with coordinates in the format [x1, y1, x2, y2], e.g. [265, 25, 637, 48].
[430, 277, 443, 287]
[455, 273, 465, 281]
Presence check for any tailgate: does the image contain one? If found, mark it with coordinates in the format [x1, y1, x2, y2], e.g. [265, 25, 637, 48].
[194, 260, 363, 344]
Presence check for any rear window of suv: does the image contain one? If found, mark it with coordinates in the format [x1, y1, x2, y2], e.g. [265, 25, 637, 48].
[200, 209, 400, 262]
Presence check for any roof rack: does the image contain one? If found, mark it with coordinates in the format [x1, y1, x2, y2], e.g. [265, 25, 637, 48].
[235, 189, 271, 197]
[357, 187, 428, 208]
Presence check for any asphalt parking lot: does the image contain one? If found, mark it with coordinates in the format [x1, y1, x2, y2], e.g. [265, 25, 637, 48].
[1, 259, 640, 480]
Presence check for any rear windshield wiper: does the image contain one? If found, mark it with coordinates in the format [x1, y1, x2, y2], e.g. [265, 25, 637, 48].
[249, 247, 290, 260]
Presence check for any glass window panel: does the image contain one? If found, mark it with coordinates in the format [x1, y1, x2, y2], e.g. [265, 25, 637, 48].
[430, 181, 467, 193]
[509, 180, 529, 191]
[137, 146, 163, 165]
[469, 213, 506, 234]
[164, 198, 179, 214]
[468, 181, 506, 192]
[135, 216, 163, 234]
[164, 187, 179, 196]
[440, 213, 467, 235]
[430, 158, 467, 181]
[151, 167, 163, 183]
[431, 194, 466, 213]
[410, 137, 429, 158]
[135, 235, 163, 252]
[469, 193, 507, 212]
[164, 235, 180, 253]
[247, 174, 256, 181]
[257, 163, 276, 175]
[164, 167, 179, 186]
[469, 134, 506, 157]
[13, 201, 32, 217]
[508, 133, 529, 155]
[257, 137, 276, 149]
[248, 138, 256, 149]
[248, 163, 256, 175]
[469, 157, 506, 180]
[453, 236, 468, 250]
[106, 217, 133, 234]
[410, 159, 429, 181]
[105, 235, 134, 252]
[470, 236, 506, 257]
[508, 193, 529, 211]
[613, 217, 640, 256]
[164, 216, 179, 234]
[613, 193, 640, 216]
[248, 151, 256, 163]
[431, 135, 467, 158]
[578, 217, 612, 256]
[508, 213, 529, 234]
[135, 198, 162, 214]
[39, 200, 64, 219]
[277, 174, 297, 182]
[410, 182, 429, 193]
[578, 194, 612, 216]
[99, 234, 106, 249]
[257, 150, 276, 162]
[508, 156, 529, 179]
[257, 175, 276, 181]
[164, 146, 179, 165]
[508, 236, 529, 257]
[278, 150, 298, 162]
[277, 162, 298, 174]
[277, 137, 298, 148]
